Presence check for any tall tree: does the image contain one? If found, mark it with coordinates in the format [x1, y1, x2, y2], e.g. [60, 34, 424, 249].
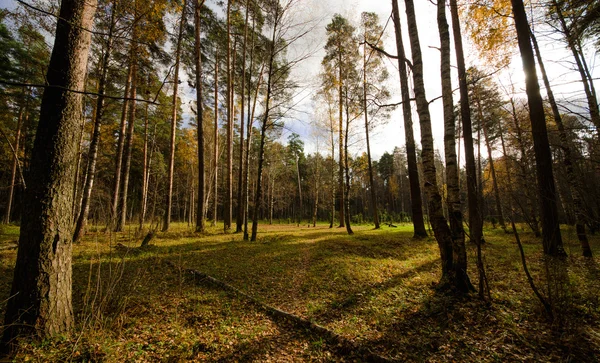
[2, 0, 97, 345]
[73, 0, 117, 242]
[322, 14, 356, 229]
[404, 0, 465, 291]
[530, 28, 592, 256]
[390, 0, 427, 238]
[511, 0, 565, 256]
[225, 0, 233, 231]
[195, 0, 206, 232]
[437, 0, 472, 291]
[163, 0, 188, 232]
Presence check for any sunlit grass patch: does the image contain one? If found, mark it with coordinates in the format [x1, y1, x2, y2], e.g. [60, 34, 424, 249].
[0, 222, 599, 361]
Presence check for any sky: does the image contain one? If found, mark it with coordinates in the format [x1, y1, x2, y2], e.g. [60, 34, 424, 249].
[2, 0, 598, 162]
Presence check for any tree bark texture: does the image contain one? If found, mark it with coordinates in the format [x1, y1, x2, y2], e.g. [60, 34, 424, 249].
[2, 0, 97, 344]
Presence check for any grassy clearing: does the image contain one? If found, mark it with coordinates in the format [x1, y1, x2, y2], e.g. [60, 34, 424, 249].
[1, 222, 599, 361]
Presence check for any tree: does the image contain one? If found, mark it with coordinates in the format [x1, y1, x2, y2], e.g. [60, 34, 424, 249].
[360, 11, 389, 230]
[511, 0, 565, 256]
[437, 0, 472, 291]
[2, 0, 97, 345]
[404, 0, 468, 291]
[194, 0, 206, 232]
[322, 14, 356, 229]
[390, 0, 427, 238]
[163, 0, 188, 232]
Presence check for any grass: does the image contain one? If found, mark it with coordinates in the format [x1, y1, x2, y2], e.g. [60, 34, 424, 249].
[1, 221, 599, 361]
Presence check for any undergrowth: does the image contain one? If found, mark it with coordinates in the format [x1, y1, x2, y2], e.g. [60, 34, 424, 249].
[0, 222, 598, 361]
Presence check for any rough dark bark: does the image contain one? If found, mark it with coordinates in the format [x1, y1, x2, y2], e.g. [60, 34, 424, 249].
[2, 0, 97, 346]
[391, 0, 427, 238]
[511, 0, 565, 257]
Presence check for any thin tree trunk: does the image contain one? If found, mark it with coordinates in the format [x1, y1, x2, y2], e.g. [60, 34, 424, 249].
[195, 0, 206, 232]
[110, 64, 131, 230]
[73, 9, 115, 241]
[437, 0, 472, 292]
[296, 154, 303, 225]
[251, 6, 279, 242]
[2, 0, 97, 343]
[244, 61, 265, 240]
[338, 52, 345, 228]
[4, 95, 25, 225]
[531, 29, 592, 257]
[236, 0, 250, 233]
[343, 104, 353, 235]
[213, 55, 219, 226]
[511, 0, 565, 256]
[225, 0, 233, 231]
[117, 37, 138, 232]
[405, 0, 454, 282]
[363, 38, 380, 229]
[480, 112, 507, 232]
[140, 92, 150, 229]
[391, 0, 427, 238]
[163, 0, 187, 232]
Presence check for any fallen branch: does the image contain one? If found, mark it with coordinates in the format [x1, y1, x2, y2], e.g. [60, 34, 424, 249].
[165, 260, 398, 362]
[510, 220, 553, 320]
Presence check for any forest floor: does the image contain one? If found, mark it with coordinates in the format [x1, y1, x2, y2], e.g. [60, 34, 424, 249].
[1, 222, 599, 362]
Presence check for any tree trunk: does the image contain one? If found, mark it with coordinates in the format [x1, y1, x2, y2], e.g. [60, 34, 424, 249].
[479, 110, 507, 232]
[213, 55, 219, 226]
[344, 104, 353, 235]
[2, 0, 97, 345]
[73, 8, 115, 242]
[117, 40, 138, 233]
[251, 6, 279, 242]
[236, 0, 250, 233]
[140, 100, 149, 229]
[110, 64, 132, 230]
[163, 0, 187, 232]
[363, 39, 380, 229]
[225, 0, 233, 231]
[195, 0, 205, 233]
[437, 0, 472, 292]
[338, 53, 345, 228]
[4, 93, 26, 225]
[530, 29, 592, 257]
[391, 0, 427, 238]
[511, 0, 565, 257]
[404, 0, 454, 283]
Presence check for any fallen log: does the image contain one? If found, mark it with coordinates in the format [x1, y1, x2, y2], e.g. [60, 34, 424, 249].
[165, 260, 397, 362]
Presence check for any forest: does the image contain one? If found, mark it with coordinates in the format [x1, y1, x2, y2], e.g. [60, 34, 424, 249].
[0, 0, 599, 360]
